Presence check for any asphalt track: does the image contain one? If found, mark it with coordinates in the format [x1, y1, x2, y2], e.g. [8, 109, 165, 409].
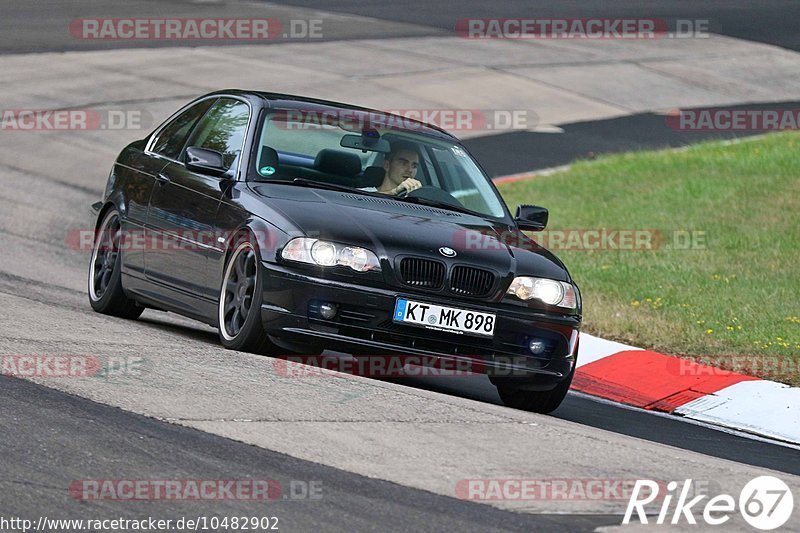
[4, 0, 797, 176]
[3, 0, 800, 53]
[463, 101, 800, 177]
[405, 377, 800, 477]
[2, 1, 800, 530]
[0, 375, 619, 532]
[0, 0, 444, 54]
[276, 0, 800, 52]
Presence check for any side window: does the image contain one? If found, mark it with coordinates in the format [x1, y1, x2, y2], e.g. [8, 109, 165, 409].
[150, 98, 215, 160]
[185, 99, 250, 171]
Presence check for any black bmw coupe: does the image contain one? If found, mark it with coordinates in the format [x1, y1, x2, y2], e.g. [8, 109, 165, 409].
[88, 90, 581, 413]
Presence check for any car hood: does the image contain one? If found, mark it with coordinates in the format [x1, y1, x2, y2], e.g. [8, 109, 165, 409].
[249, 184, 570, 282]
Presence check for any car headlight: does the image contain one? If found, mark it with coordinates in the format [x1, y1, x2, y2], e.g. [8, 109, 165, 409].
[281, 237, 380, 272]
[507, 276, 577, 309]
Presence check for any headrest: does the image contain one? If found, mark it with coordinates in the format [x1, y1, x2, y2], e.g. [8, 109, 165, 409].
[361, 166, 385, 188]
[314, 149, 362, 177]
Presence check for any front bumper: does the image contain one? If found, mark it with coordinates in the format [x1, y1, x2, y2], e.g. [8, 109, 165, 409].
[259, 262, 580, 384]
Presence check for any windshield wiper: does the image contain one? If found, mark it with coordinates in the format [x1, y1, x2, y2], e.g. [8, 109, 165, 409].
[273, 179, 484, 216]
[398, 195, 479, 216]
[270, 178, 367, 194]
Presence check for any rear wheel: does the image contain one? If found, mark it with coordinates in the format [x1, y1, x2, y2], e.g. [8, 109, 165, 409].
[495, 367, 574, 414]
[88, 208, 144, 319]
[218, 236, 278, 355]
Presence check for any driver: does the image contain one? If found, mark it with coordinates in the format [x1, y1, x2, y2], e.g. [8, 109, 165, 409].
[372, 141, 423, 195]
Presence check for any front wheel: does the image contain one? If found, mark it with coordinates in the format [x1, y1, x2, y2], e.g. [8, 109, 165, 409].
[88, 208, 144, 319]
[217, 237, 278, 355]
[495, 367, 574, 414]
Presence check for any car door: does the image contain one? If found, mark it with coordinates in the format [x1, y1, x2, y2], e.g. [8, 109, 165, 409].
[144, 97, 251, 301]
[141, 97, 216, 291]
[113, 149, 169, 279]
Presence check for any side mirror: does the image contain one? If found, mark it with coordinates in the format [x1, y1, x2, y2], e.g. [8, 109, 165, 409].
[515, 204, 548, 231]
[185, 146, 227, 176]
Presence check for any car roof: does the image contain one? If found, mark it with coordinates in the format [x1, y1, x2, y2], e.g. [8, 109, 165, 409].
[204, 89, 458, 141]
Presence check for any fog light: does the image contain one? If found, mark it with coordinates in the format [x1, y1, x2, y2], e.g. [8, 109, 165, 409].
[319, 302, 338, 320]
[528, 339, 546, 355]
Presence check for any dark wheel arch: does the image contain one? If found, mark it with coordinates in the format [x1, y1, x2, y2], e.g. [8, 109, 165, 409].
[87, 206, 144, 319]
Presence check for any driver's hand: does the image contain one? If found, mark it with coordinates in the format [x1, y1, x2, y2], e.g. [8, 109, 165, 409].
[392, 178, 422, 196]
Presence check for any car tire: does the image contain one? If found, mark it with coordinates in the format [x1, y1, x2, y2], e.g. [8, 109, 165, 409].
[88, 208, 144, 319]
[218, 234, 278, 355]
[495, 367, 574, 414]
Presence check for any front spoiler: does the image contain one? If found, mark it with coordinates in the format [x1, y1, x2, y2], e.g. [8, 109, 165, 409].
[277, 324, 569, 379]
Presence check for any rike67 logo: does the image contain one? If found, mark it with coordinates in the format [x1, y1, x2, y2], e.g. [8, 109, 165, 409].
[624, 476, 794, 530]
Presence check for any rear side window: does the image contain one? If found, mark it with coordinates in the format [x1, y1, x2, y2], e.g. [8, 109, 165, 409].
[186, 98, 250, 170]
[150, 98, 215, 160]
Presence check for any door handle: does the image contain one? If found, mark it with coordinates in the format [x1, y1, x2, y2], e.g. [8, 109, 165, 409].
[156, 172, 171, 184]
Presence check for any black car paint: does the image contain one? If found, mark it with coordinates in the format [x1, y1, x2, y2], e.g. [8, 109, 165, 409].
[94, 90, 581, 386]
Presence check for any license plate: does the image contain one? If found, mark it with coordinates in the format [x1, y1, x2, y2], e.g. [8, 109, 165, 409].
[393, 298, 496, 337]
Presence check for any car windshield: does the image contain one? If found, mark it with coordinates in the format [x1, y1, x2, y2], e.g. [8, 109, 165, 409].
[253, 110, 508, 219]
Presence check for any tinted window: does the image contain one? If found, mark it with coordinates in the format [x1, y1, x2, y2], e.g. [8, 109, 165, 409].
[256, 112, 507, 218]
[186, 99, 250, 171]
[151, 98, 215, 160]
[428, 145, 504, 216]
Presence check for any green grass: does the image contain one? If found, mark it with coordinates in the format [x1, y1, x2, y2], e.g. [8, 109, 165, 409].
[496, 132, 800, 385]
